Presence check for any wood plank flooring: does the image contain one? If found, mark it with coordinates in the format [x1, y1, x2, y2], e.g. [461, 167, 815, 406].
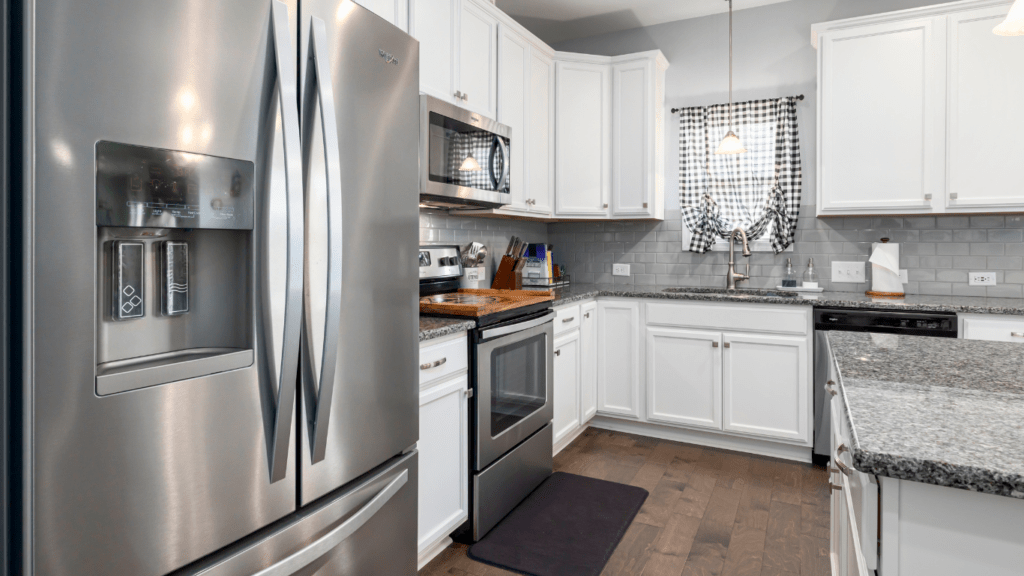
[419, 427, 831, 576]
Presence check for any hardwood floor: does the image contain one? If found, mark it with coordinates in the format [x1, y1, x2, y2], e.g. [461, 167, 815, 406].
[419, 427, 831, 576]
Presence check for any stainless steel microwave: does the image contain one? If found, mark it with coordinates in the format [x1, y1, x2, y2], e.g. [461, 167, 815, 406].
[419, 95, 511, 209]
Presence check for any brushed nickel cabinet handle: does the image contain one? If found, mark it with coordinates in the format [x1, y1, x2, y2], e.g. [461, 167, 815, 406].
[830, 483, 843, 493]
[554, 349, 561, 356]
[712, 341, 719, 348]
[464, 389, 474, 398]
[584, 312, 590, 318]
[562, 317, 575, 323]
[924, 193, 932, 201]
[454, 90, 463, 100]
[603, 203, 609, 209]
[826, 380, 838, 396]
[949, 193, 958, 200]
[1011, 332, 1024, 338]
[724, 342, 731, 348]
[834, 443, 853, 476]
[419, 357, 447, 370]
[643, 202, 648, 208]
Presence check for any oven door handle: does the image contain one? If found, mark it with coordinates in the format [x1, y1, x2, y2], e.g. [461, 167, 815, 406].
[480, 310, 555, 340]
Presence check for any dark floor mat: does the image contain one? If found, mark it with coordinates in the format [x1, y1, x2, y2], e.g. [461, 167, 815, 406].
[467, 472, 649, 576]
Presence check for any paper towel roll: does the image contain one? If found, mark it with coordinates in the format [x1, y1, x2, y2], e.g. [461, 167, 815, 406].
[869, 241, 903, 293]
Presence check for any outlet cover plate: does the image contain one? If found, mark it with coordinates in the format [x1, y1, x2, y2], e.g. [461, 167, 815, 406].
[969, 272, 997, 286]
[613, 263, 630, 276]
[832, 261, 866, 283]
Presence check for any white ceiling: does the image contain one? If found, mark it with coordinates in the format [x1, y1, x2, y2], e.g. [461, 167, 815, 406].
[494, 0, 796, 44]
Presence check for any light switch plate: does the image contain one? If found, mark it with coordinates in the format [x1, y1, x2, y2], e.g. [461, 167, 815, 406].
[969, 272, 997, 286]
[612, 263, 630, 276]
[899, 269, 908, 283]
[831, 261, 866, 283]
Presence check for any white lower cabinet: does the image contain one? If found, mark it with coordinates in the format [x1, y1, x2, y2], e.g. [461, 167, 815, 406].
[646, 327, 721, 430]
[553, 330, 581, 445]
[830, 396, 870, 576]
[722, 332, 809, 443]
[417, 336, 470, 568]
[596, 300, 641, 418]
[579, 302, 598, 421]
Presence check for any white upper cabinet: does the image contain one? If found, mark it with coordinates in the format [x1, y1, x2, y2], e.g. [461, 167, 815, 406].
[497, 25, 554, 216]
[353, 0, 407, 30]
[814, 0, 1024, 216]
[555, 56, 612, 218]
[947, 5, 1024, 210]
[611, 53, 668, 219]
[410, 0, 456, 103]
[457, 0, 498, 119]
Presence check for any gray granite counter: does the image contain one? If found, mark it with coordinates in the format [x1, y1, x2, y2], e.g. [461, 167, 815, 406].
[549, 283, 1024, 315]
[419, 317, 476, 342]
[827, 331, 1024, 498]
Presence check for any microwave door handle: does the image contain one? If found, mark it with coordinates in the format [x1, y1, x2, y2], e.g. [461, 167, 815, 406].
[263, 0, 304, 483]
[299, 14, 344, 464]
[494, 136, 509, 192]
[488, 137, 500, 190]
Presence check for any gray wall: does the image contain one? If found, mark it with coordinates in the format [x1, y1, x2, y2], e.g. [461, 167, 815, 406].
[542, 0, 1024, 297]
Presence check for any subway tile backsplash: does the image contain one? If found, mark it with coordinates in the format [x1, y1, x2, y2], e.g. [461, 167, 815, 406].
[547, 210, 1024, 298]
[419, 210, 548, 269]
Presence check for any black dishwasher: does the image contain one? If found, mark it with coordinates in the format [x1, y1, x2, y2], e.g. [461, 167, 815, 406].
[812, 308, 958, 462]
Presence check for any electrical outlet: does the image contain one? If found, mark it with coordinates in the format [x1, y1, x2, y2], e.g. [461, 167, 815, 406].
[969, 272, 997, 286]
[612, 263, 630, 276]
[831, 261, 866, 283]
[899, 269, 908, 283]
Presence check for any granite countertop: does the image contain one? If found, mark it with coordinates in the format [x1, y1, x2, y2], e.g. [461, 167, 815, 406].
[549, 283, 1024, 315]
[827, 331, 1024, 498]
[419, 317, 476, 342]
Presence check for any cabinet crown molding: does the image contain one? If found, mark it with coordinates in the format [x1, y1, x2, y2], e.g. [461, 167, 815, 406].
[811, 0, 1014, 48]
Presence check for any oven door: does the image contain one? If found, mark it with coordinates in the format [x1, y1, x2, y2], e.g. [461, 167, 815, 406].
[474, 310, 554, 471]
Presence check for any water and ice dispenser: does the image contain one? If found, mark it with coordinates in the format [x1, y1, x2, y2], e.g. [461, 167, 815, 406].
[95, 141, 255, 395]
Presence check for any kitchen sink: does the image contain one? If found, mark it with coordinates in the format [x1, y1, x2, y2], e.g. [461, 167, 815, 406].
[662, 287, 801, 299]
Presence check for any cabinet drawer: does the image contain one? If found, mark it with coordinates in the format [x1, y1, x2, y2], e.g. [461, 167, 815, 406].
[962, 315, 1024, 343]
[554, 304, 581, 335]
[646, 301, 810, 335]
[419, 335, 468, 387]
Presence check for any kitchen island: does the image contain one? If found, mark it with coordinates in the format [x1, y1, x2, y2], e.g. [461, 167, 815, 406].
[826, 331, 1024, 576]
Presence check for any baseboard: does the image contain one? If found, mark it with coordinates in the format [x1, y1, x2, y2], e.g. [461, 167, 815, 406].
[589, 416, 813, 463]
[553, 424, 589, 456]
[417, 535, 453, 570]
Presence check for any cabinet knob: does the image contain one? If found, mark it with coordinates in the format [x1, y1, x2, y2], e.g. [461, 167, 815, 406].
[584, 312, 590, 318]
[464, 389, 474, 398]
[554, 349, 561, 356]
[454, 90, 463, 100]
[723, 342, 730, 348]
[949, 193, 958, 200]
[924, 193, 932, 201]
[712, 341, 719, 348]
[462, 93, 469, 101]
[826, 380, 838, 396]
[602, 203, 608, 209]
[643, 202, 648, 208]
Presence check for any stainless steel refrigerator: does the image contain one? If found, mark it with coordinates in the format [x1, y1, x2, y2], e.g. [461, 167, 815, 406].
[8, 1, 420, 574]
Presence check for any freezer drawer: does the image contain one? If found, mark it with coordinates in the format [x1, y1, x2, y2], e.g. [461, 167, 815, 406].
[189, 451, 417, 576]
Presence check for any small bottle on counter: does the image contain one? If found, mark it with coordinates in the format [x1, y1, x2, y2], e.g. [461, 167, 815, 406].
[782, 258, 797, 288]
[802, 258, 819, 289]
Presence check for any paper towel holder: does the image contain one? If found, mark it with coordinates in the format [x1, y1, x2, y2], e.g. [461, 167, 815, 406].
[866, 237, 905, 299]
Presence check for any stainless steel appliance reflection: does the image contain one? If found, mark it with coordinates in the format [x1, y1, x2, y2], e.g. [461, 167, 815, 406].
[418, 246, 553, 541]
[10, 1, 419, 575]
[419, 96, 512, 209]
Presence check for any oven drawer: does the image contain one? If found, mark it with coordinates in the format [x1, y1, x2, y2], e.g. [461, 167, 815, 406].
[554, 305, 581, 335]
[419, 335, 469, 387]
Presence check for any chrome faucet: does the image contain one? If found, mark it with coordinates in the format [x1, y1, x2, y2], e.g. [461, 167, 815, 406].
[726, 227, 751, 290]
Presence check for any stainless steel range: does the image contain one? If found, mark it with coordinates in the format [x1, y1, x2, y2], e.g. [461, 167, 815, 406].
[419, 245, 554, 541]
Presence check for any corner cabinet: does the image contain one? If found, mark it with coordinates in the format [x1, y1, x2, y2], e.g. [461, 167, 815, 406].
[554, 50, 668, 220]
[814, 0, 1024, 216]
[409, 0, 498, 119]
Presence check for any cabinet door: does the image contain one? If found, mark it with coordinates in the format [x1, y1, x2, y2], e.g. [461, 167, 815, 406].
[418, 374, 469, 554]
[722, 332, 810, 443]
[457, 0, 498, 119]
[579, 302, 598, 422]
[553, 331, 581, 445]
[947, 6, 1024, 210]
[646, 327, 722, 430]
[410, 0, 456, 103]
[527, 49, 555, 215]
[498, 25, 530, 212]
[611, 59, 653, 217]
[830, 415, 846, 576]
[819, 17, 945, 214]
[596, 300, 640, 418]
[555, 60, 610, 217]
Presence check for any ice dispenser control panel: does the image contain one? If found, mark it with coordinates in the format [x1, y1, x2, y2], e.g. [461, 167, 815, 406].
[95, 141, 254, 230]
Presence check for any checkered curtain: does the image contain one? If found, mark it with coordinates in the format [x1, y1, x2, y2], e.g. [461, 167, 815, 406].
[446, 133, 507, 190]
[678, 97, 802, 254]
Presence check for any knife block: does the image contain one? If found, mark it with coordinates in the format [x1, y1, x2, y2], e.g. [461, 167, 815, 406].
[491, 255, 519, 290]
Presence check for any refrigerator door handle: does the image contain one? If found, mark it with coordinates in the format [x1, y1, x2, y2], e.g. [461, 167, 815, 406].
[264, 0, 304, 484]
[252, 470, 408, 576]
[299, 14, 344, 464]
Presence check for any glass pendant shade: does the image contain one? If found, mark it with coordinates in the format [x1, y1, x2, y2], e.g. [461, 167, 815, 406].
[715, 130, 747, 155]
[994, 0, 1024, 36]
[459, 154, 482, 171]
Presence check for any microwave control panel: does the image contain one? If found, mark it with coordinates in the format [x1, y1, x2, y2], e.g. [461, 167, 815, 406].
[95, 141, 254, 230]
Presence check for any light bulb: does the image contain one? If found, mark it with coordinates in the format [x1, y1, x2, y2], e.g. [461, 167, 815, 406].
[715, 131, 747, 155]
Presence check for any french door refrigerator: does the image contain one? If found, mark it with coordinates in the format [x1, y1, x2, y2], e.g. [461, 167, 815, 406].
[8, 0, 420, 574]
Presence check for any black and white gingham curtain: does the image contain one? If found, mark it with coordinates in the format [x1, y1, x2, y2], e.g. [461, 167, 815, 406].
[678, 97, 802, 254]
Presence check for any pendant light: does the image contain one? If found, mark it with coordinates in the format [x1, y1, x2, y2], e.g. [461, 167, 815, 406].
[994, 0, 1024, 36]
[715, 0, 747, 155]
[459, 153, 482, 171]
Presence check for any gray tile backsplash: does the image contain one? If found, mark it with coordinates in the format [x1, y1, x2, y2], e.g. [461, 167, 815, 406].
[547, 210, 1024, 298]
[419, 209, 548, 272]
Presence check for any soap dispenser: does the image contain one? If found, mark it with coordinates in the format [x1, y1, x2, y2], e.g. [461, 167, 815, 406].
[782, 258, 797, 288]
[802, 258, 819, 289]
